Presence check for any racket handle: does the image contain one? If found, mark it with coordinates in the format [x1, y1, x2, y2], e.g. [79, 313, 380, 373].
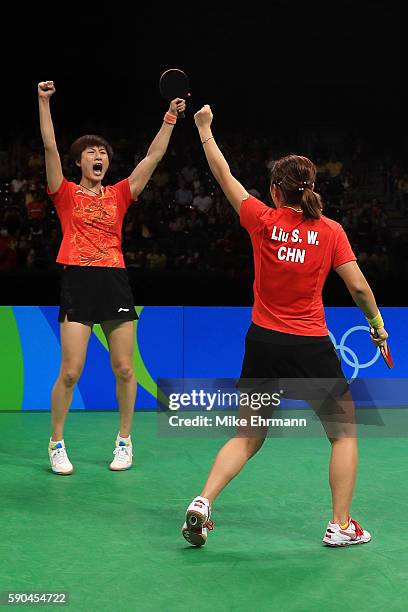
[370, 327, 393, 367]
[178, 111, 185, 119]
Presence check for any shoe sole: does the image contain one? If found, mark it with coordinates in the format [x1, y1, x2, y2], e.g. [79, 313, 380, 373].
[323, 537, 371, 547]
[109, 464, 132, 471]
[182, 510, 207, 547]
[51, 468, 73, 476]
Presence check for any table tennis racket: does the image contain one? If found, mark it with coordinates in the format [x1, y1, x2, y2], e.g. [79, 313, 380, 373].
[159, 68, 190, 119]
[371, 328, 394, 368]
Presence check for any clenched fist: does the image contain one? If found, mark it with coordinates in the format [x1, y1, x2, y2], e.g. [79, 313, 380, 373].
[194, 105, 213, 129]
[38, 81, 56, 98]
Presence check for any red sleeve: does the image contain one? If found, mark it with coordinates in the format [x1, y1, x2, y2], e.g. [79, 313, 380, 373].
[239, 195, 271, 234]
[46, 178, 72, 211]
[112, 178, 137, 213]
[332, 226, 357, 269]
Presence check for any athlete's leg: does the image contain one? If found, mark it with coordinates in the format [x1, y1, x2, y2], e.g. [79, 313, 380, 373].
[51, 317, 93, 440]
[200, 399, 271, 505]
[200, 435, 266, 505]
[310, 390, 357, 526]
[101, 320, 136, 438]
[182, 399, 269, 546]
[328, 437, 358, 526]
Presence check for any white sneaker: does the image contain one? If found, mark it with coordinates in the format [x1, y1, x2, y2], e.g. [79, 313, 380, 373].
[48, 440, 73, 475]
[182, 496, 213, 547]
[109, 436, 133, 471]
[323, 516, 371, 547]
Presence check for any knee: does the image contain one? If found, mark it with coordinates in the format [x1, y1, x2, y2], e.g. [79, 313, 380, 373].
[329, 436, 357, 445]
[60, 367, 82, 388]
[247, 436, 266, 457]
[236, 434, 266, 458]
[112, 362, 134, 383]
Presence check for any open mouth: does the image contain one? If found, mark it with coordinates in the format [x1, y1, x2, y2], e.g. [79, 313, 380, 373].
[93, 162, 103, 175]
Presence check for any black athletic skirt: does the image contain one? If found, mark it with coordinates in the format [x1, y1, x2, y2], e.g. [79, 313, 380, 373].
[58, 265, 138, 324]
[238, 322, 348, 400]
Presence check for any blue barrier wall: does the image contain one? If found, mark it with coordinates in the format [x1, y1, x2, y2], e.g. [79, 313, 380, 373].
[0, 306, 406, 410]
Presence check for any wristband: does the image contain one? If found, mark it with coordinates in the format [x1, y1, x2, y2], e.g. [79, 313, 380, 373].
[366, 311, 384, 329]
[164, 112, 177, 125]
[202, 136, 214, 145]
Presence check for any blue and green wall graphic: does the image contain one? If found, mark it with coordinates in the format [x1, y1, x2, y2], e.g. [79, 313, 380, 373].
[0, 306, 406, 410]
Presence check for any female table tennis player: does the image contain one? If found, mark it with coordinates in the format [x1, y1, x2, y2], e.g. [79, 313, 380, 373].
[38, 81, 185, 475]
[182, 104, 389, 547]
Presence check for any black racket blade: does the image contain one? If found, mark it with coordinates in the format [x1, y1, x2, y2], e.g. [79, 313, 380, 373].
[159, 68, 189, 118]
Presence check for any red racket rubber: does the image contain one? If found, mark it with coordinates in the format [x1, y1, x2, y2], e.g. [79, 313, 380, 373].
[371, 328, 394, 368]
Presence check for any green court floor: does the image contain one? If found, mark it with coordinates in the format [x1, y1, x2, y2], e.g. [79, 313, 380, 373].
[0, 412, 407, 611]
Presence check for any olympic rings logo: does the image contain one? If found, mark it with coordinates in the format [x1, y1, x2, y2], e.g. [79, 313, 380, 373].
[328, 325, 380, 379]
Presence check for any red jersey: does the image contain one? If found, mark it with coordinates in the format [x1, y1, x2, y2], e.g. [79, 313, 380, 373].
[47, 178, 135, 267]
[240, 195, 356, 336]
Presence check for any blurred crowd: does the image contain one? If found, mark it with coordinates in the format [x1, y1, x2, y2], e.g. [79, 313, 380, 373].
[1, 134, 408, 287]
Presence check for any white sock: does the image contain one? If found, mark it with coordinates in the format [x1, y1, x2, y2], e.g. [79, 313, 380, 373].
[117, 434, 131, 444]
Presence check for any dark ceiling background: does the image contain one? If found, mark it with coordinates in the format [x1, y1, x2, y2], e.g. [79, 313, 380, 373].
[0, 1, 406, 148]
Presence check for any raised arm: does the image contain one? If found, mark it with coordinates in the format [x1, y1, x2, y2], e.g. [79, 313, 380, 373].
[194, 105, 248, 213]
[128, 98, 186, 199]
[37, 81, 63, 193]
[335, 261, 388, 346]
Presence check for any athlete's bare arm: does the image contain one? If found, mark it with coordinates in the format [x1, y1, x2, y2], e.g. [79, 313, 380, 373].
[335, 261, 388, 345]
[38, 81, 63, 193]
[128, 98, 186, 200]
[194, 105, 249, 214]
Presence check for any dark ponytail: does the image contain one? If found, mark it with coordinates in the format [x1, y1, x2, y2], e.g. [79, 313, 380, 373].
[300, 188, 323, 220]
[270, 154, 323, 220]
